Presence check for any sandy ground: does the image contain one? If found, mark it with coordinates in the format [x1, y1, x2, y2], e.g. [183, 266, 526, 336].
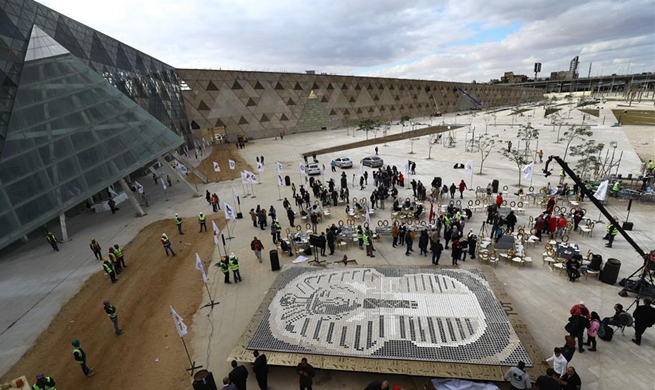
[187, 143, 256, 183]
[1, 218, 221, 389]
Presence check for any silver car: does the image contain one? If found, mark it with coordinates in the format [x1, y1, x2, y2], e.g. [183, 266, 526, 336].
[361, 156, 384, 168]
[334, 157, 353, 168]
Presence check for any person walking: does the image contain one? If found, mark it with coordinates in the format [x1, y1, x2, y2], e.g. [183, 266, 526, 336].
[102, 257, 117, 284]
[90, 238, 101, 260]
[174, 213, 184, 235]
[253, 350, 269, 390]
[46, 232, 59, 251]
[103, 300, 124, 335]
[161, 233, 176, 256]
[251, 237, 264, 263]
[32, 373, 56, 390]
[503, 361, 531, 390]
[228, 360, 248, 390]
[296, 358, 316, 390]
[198, 212, 207, 232]
[229, 253, 242, 283]
[220, 257, 231, 284]
[71, 339, 94, 377]
[113, 244, 126, 269]
[632, 298, 655, 345]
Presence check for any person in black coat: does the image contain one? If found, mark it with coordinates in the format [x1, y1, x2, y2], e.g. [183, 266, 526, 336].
[252, 350, 268, 390]
[228, 360, 248, 390]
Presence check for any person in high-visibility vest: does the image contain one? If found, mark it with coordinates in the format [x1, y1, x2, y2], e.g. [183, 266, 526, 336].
[612, 181, 621, 198]
[174, 213, 184, 235]
[71, 339, 94, 377]
[113, 244, 126, 269]
[103, 300, 124, 335]
[198, 212, 207, 232]
[108, 247, 121, 274]
[605, 223, 618, 248]
[33, 373, 56, 390]
[102, 258, 117, 284]
[161, 233, 176, 256]
[229, 253, 243, 283]
[220, 257, 231, 284]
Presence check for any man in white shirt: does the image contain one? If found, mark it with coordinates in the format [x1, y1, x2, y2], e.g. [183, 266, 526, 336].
[544, 347, 568, 377]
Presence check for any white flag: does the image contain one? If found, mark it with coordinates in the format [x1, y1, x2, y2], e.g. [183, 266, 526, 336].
[212, 220, 220, 245]
[248, 171, 259, 184]
[231, 187, 239, 204]
[257, 161, 264, 173]
[213, 162, 220, 172]
[108, 185, 119, 197]
[276, 161, 283, 174]
[134, 181, 144, 194]
[365, 208, 371, 224]
[195, 253, 208, 283]
[161, 177, 167, 191]
[299, 162, 306, 174]
[170, 305, 188, 337]
[465, 160, 474, 176]
[228, 159, 236, 170]
[277, 175, 284, 186]
[594, 180, 609, 201]
[224, 202, 236, 220]
[521, 163, 534, 179]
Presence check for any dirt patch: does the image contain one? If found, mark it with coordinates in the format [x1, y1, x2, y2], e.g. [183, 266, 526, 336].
[188, 143, 255, 184]
[1, 218, 222, 389]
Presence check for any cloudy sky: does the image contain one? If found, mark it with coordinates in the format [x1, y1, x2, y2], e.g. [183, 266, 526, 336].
[41, 0, 654, 82]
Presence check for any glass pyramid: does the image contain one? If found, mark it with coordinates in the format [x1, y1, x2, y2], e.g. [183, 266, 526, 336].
[0, 26, 183, 249]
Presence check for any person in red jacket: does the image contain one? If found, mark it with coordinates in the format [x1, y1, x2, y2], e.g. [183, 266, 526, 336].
[495, 192, 503, 207]
[458, 180, 467, 199]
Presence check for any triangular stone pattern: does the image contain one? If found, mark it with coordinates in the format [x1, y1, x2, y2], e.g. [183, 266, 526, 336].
[0, 26, 183, 250]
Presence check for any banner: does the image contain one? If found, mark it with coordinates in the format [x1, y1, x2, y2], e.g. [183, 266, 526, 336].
[224, 202, 236, 220]
[228, 159, 236, 170]
[299, 162, 306, 175]
[465, 160, 474, 176]
[277, 175, 284, 186]
[257, 162, 264, 173]
[213, 162, 221, 172]
[594, 180, 609, 201]
[134, 181, 144, 194]
[521, 163, 534, 179]
[212, 221, 220, 245]
[276, 161, 283, 174]
[195, 253, 208, 283]
[170, 305, 188, 337]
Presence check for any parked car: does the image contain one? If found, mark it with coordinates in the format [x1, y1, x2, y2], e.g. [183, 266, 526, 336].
[361, 156, 384, 168]
[334, 157, 353, 168]
[305, 163, 321, 175]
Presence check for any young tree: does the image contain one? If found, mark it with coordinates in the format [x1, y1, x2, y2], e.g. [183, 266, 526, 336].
[570, 140, 605, 179]
[475, 134, 498, 174]
[357, 119, 380, 140]
[561, 125, 593, 161]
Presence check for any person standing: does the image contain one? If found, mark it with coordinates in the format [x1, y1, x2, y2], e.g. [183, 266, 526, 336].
[503, 361, 531, 390]
[71, 339, 94, 377]
[103, 300, 124, 335]
[228, 360, 248, 390]
[229, 253, 242, 283]
[161, 233, 176, 256]
[253, 350, 268, 390]
[46, 232, 59, 251]
[198, 212, 207, 232]
[90, 238, 101, 260]
[220, 257, 231, 284]
[113, 244, 126, 269]
[632, 298, 655, 345]
[251, 237, 264, 263]
[174, 213, 184, 235]
[32, 373, 56, 390]
[102, 257, 117, 284]
[296, 357, 315, 390]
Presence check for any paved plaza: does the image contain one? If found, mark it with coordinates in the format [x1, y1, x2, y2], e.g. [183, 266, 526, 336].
[1, 98, 654, 389]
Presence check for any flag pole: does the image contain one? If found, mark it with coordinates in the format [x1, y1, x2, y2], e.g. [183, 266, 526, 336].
[180, 336, 202, 374]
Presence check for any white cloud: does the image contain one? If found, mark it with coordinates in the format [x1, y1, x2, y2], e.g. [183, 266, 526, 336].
[40, 0, 654, 81]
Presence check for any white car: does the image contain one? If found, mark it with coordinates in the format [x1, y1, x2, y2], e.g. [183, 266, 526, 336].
[334, 157, 353, 168]
[305, 163, 321, 175]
